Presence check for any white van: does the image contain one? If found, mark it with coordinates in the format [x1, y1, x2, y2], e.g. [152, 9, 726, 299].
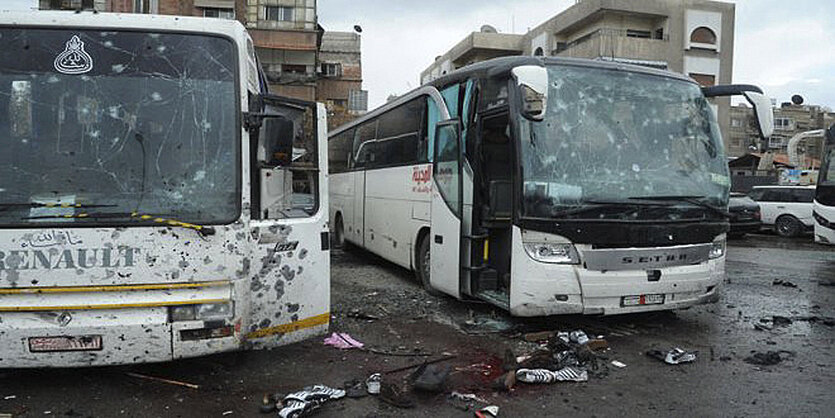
[748, 186, 816, 237]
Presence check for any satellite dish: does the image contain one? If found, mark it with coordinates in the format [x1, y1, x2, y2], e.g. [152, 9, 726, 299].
[480, 25, 498, 33]
[353, 25, 363, 33]
[791, 94, 804, 105]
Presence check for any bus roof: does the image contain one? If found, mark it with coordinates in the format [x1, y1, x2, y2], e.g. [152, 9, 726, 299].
[0, 10, 248, 39]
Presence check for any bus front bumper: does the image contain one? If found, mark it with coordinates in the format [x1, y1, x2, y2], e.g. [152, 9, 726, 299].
[0, 308, 242, 368]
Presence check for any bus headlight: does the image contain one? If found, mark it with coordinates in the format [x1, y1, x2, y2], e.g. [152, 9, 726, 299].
[523, 242, 580, 264]
[709, 237, 726, 259]
[169, 303, 234, 322]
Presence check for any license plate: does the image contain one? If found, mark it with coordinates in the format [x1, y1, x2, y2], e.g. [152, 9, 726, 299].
[621, 294, 665, 307]
[29, 335, 103, 353]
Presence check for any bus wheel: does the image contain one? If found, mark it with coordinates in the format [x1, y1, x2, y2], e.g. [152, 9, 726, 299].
[333, 215, 346, 249]
[416, 235, 440, 295]
[775, 215, 802, 237]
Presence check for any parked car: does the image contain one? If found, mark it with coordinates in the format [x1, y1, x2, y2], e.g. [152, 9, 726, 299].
[748, 185, 816, 237]
[728, 192, 761, 238]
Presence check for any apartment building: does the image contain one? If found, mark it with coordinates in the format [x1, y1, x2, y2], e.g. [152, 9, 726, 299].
[421, 0, 737, 155]
[317, 31, 366, 129]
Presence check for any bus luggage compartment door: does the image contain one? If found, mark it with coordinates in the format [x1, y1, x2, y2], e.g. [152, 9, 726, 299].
[429, 120, 463, 297]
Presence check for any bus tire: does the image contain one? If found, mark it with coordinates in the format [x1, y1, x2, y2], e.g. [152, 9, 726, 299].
[416, 234, 441, 295]
[775, 215, 802, 237]
[333, 214, 346, 249]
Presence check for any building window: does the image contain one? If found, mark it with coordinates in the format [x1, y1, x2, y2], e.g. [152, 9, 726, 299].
[689, 73, 716, 87]
[731, 118, 742, 128]
[266, 6, 293, 22]
[690, 27, 717, 45]
[769, 136, 785, 149]
[654, 28, 664, 40]
[626, 29, 651, 39]
[133, 0, 149, 14]
[204, 8, 235, 19]
[282, 64, 307, 75]
[321, 63, 342, 77]
[533, 47, 544, 56]
[774, 117, 793, 130]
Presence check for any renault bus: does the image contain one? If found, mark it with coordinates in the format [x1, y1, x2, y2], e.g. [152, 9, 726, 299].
[0, 11, 330, 367]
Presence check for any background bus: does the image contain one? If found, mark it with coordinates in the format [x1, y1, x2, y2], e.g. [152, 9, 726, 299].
[814, 124, 835, 244]
[329, 56, 772, 316]
[0, 12, 330, 367]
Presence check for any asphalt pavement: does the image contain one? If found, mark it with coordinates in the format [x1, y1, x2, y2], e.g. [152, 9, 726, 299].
[1, 233, 833, 417]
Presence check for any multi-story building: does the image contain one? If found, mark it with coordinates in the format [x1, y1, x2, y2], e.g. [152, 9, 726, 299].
[317, 31, 366, 129]
[39, 0, 366, 108]
[729, 102, 835, 167]
[421, 0, 737, 155]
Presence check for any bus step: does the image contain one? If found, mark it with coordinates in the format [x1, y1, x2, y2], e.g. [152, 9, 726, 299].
[475, 290, 509, 309]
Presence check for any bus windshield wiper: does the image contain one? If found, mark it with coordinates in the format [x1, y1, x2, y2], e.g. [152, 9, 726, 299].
[0, 202, 116, 213]
[628, 195, 731, 218]
[21, 211, 217, 236]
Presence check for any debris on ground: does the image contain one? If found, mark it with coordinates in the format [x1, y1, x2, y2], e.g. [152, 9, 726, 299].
[346, 308, 381, 321]
[461, 315, 516, 334]
[771, 315, 793, 326]
[772, 279, 798, 288]
[516, 367, 588, 383]
[491, 371, 516, 392]
[475, 405, 500, 417]
[522, 331, 555, 342]
[125, 372, 200, 389]
[410, 363, 451, 393]
[378, 381, 414, 408]
[586, 339, 609, 351]
[323, 332, 364, 350]
[611, 360, 627, 368]
[646, 348, 697, 365]
[447, 392, 490, 412]
[365, 373, 381, 395]
[276, 385, 345, 418]
[569, 330, 589, 345]
[743, 350, 794, 366]
[343, 379, 367, 398]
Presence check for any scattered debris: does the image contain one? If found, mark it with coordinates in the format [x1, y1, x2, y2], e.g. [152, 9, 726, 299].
[2, 396, 15, 400]
[365, 374, 381, 395]
[449, 392, 489, 405]
[587, 339, 609, 351]
[491, 371, 516, 392]
[475, 405, 500, 418]
[462, 315, 516, 334]
[772, 315, 793, 326]
[346, 308, 381, 321]
[277, 385, 345, 418]
[646, 348, 697, 365]
[221, 411, 233, 416]
[343, 379, 367, 398]
[382, 354, 457, 375]
[772, 279, 798, 288]
[569, 330, 589, 345]
[744, 350, 794, 366]
[516, 367, 588, 383]
[611, 360, 627, 368]
[323, 332, 364, 350]
[125, 372, 200, 389]
[523, 331, 555, 342]
[411, 363, 451, 393]
[379, 381, 414, 408]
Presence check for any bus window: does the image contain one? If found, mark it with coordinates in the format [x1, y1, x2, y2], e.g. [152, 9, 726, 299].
[353, 119, 378, 168]
[376, 96, 425, 167]
[328, 128, 354, 173]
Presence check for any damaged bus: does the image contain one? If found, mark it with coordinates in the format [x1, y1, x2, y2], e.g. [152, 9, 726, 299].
[814, 124, 835, 244]
[329, 56, 772, 316]
[0, 11, 330, 367]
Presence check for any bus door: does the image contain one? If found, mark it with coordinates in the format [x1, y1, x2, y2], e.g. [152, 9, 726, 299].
[430, 120, 464, 297]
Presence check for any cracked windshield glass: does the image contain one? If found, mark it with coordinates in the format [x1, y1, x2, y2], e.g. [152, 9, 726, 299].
[520, 65, 730, 221]
[0, 29, 238, 226]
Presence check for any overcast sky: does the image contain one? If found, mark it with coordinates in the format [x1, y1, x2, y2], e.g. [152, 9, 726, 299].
[6, 0, 834, 110]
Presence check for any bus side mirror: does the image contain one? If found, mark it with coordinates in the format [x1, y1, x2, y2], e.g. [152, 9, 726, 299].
[743, 91, 774, 141]
[512, 65, 548, 121]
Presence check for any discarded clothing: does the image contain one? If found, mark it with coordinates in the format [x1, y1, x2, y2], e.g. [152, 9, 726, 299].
[323, 332, 364, 350]
[277, 385, 345, 418]
[379, 381, 414, 408]
[569, 330, 589, 345]
[647, 348, 697, 365]
[516, 367, 588, 383]
[411, 363, 451, 393]
[475, 405, 500, 418]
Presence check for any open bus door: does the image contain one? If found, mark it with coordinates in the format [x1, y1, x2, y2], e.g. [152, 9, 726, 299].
[429, 120, 464, 297]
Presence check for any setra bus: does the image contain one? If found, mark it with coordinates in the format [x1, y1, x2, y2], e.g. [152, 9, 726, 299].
[0, 11, 330, 367]
[329, 56, 773, 316]
[814, 124, 835, 244]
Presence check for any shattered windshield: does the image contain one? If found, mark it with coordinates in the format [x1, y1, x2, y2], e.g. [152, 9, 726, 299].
[520, 65, 729, 220]
[0, 29, 239, 226]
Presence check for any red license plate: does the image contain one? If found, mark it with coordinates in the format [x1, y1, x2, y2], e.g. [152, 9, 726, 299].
[29, 335, 103, 352]
[621, 294, 665, 307]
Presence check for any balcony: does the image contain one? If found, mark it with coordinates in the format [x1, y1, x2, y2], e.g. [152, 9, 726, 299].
[553, 28, 669, 65]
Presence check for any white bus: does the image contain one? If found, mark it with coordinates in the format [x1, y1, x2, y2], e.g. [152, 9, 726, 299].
[329, 56, 772, 316]
[0, 11, 330, 367]
[814, 124, 835, 244]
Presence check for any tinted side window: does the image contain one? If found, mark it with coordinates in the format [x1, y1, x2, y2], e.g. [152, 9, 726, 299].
[376, 97, 426, 167]
[748, 189, 765, 201]
[762, 189, 792, 202]
[328, 129, 354, 174]
[353, 120, 378, 169]
[793, 188, 815, 203]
